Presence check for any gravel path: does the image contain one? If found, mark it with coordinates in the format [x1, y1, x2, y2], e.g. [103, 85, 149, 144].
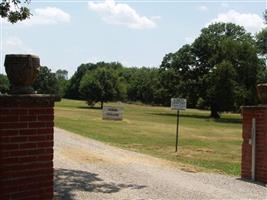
[54, 128, 267, 200]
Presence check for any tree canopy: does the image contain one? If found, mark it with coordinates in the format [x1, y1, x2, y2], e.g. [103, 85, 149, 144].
[59, 22, 266, 117]
[159, 22, 263, 118]
[256, 28, 267, 58]
[0, 0, 31, 23]
[65, 63, 97, 99]
[1, 6, 265, 118]
[79, 66, 124, 108]
[0, 74, 9, 94]
[33, 66, 60, 95]
[264, 10, 267, 23]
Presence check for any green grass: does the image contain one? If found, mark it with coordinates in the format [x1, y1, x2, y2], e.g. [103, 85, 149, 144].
[55, 99, 242, 175]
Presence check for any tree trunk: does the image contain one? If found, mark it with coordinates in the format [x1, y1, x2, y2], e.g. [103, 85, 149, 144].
[101, 101, 103, 109]
[210, 105, 220, 119]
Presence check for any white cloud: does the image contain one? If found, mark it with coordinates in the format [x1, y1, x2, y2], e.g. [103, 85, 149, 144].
[4, 7, 71, 26]
[4, 36, 34, 54]
[207, 10, 266, 33]
[88, 0, 157, 29]
[197, 5, 208, 11]
[23, 7, 71, 26]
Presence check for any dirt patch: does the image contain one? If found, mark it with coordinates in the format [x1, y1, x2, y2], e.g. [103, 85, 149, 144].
[180, 167, 198, 173]
[58, 147, 105, 163]
[196, 148, 214, 153]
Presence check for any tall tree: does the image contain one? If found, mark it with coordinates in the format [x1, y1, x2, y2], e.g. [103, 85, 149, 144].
[65, 63, 96, 99]
[66, 62, 124, 100]
[207, 61, 237, 118]
[33, 66, 60, 95]
[256, 28, 267, 58]
[159, 45, 200, 107]
[79, 67, 122, 109]
[160, 23, 261, 117]
[127, 67, 160, 104]
[55, 69, 68, 80]
[55, 71, 68, 97]
[192, 23, 260, 117]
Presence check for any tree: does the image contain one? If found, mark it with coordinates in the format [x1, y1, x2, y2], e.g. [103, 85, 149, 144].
[159, 44, 200, 107]
[0, 74, 10, 94]
[207, 61, 237, 118]
[160, 22, 261, 118]
[55, 69, 68, 80]
[192, 23, 260, 117]
[54, 70, 68, 97]
[192, 23, 254, 73]
[127, 67, 160, 104]
[264, 10, 267, 23]
[66, 62, 125, 100]
[0, 0, 31, 23]
[256, 28, 267, 57]
[65, 63, 96, 99]
[157, 67, 180, 106]
[57, 78, 69, 97]
[79, 67, 122, 109]
[33, 66, 60, 95]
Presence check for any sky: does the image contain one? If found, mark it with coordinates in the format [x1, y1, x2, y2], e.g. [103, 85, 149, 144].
[1, 0, 267, 77]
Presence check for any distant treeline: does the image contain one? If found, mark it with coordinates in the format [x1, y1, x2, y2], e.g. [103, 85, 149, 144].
[1, 22, 267, 118]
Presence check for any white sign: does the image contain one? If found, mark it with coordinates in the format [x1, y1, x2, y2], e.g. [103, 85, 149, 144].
[171, 98, 187, 110]
[103, 106, 123, 121]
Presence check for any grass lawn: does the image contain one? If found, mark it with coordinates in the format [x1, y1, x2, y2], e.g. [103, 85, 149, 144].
[55, 99, 242, 175]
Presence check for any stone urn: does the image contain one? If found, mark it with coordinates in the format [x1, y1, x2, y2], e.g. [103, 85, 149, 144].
[4, 54, 40, 94]
[257, 83, 267, 104]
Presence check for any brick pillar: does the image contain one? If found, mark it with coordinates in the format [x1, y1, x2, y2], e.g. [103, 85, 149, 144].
[241, 106, 267, 183]
[0, 95, 59, 200]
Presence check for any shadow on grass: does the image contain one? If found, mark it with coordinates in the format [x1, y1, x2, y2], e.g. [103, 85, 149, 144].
[149, 113, 241, 124]
[54, 168, 146, 199]
[77, 106, 102, 110]
[236, 178, 267, 187]
[150, 112, 209, 119]
[214, 118, 241, 124]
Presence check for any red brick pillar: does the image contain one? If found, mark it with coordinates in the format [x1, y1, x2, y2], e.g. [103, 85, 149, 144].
[0, 95, 59, 200]
[241, 106, 267, 183]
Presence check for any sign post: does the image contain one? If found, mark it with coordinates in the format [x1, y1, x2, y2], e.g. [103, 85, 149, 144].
[171, 98, 186, 152]
[175, 110, 180, 152]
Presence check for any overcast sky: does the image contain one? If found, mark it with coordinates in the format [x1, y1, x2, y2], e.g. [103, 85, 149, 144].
[1, 0, 267, 76]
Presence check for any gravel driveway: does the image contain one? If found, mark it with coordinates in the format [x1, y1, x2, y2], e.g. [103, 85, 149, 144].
[54, 128, 267, 200]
